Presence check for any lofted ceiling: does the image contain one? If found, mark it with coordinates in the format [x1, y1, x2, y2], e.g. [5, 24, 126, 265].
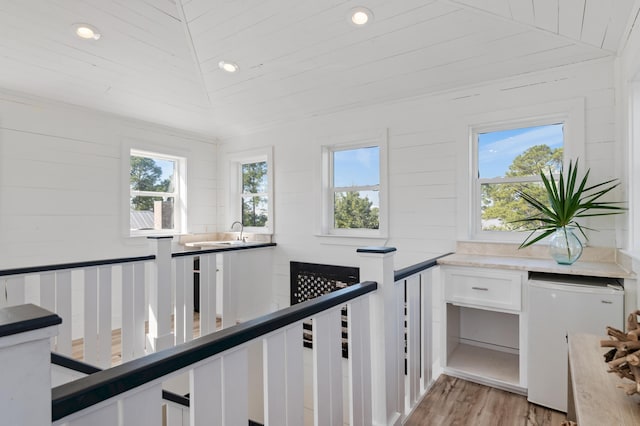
[0, 0, 638, 139]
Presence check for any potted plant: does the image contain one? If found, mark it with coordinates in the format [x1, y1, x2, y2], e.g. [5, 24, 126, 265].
[514, 159, 626, 264]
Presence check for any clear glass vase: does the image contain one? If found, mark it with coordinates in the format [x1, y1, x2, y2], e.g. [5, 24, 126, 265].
[549, 226, 583, 265]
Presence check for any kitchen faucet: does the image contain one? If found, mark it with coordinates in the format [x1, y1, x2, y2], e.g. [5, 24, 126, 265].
[230, 221, 244, 242]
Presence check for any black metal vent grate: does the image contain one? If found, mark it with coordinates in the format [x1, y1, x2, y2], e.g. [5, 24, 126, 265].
[290, 262, 359, 358]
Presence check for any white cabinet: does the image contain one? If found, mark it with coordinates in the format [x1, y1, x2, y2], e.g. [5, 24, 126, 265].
[441, 266, 527, 393]
[527, 274, 623, 412]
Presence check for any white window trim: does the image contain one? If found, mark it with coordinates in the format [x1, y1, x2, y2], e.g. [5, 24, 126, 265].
[122, 142, 188, 238]
[319, 130, 388, 238]
[227, 147, 274, 234]
[461, 99, 585, 243]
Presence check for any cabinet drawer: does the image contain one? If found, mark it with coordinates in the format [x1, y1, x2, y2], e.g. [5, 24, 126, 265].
[443, 267, 523, 311]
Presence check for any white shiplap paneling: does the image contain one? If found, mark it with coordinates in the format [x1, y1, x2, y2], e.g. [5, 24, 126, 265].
[508, 0, 535, 25]
[219, 59, 618, 309]
[533, 0, 559, 33]
[558, 0, 585, 41]
[581, 0, 611, 48]
[0, 90, 217, 268]
[0, 0, 637, 138]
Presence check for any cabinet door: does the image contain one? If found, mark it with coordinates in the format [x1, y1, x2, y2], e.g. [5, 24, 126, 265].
[527, 282, 623, 412]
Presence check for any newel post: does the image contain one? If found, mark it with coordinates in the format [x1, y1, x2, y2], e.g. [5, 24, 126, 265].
[358, 247, 403, 426]
[147, 236, 174, 352]
[0, 304, 61, 425]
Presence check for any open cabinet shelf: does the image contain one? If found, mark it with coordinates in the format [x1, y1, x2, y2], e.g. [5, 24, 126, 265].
[447, 343, 519, 385]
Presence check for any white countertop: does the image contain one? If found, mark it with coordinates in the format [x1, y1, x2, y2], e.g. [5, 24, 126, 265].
[438, 253, 633, 278]
[437, 242, 635, 279]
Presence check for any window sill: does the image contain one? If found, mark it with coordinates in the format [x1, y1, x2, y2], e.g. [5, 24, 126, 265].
[128, 231, 184, 239]
[315, 233, 389, 247]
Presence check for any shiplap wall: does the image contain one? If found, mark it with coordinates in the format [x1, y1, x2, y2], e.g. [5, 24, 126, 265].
[0, 90, 218, 269]
[219, 58, 621, 310]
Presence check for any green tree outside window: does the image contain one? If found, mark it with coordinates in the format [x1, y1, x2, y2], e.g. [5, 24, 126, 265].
[242, 161, 268, 227]
[482, 145, 563, 230]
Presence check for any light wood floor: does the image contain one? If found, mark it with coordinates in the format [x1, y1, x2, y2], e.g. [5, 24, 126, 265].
[70, 322, 566, 426]
[71, 312, 205, 366]
[405, 375, 567, 426]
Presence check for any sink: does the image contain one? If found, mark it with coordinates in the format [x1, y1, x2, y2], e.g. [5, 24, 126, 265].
[217, 240, 245, 246]
[185, 240, 247, 249]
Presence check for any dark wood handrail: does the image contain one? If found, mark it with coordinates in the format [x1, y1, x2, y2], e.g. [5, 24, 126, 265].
[172, 242, 277, 257]
[0, 255, 156, 277]
[50, 353, 190, 407]
[0, 243, 277, 276]
[393, 253, 452, 282]
[51, 280, 377, 421]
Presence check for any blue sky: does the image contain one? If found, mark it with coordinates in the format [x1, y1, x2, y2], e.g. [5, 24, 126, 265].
[478, 123, 564, 178]
[334, 146, 380, 206]
[334, 146, 380, 186]
[158, 159, 175, 181]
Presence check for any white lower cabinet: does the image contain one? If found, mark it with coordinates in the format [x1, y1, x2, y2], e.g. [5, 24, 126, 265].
[441, 266, 527, 394]
[527, 274, 624, 412]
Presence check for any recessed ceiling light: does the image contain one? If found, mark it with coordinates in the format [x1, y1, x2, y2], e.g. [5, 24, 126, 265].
[218, 60, 239, 73]
[73, 23, 101, 40]
[349, 7, 373, 27]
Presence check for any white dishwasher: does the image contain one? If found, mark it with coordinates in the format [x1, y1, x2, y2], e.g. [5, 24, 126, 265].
[527, 272, 623, 412]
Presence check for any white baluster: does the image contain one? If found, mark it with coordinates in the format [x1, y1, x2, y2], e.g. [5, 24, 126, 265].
[222, 347, 249, 425]
[40, 272, 56, 351]
[420, 269, 433, 391]
[175, 257, 186, 345]
[133, 263, 146, 358]
[6, 276, 25, 306]
[221, 252, 237, 328]
[396, 277, 406, 415]
[184, 258, 194, 342]
[190, 357, 223, 426]
[348, 296, 372, 426]
[0, 279, 6, 309]
[98, 266, 112, 368]
[63, 403, 118, 425]
[56, 270, 72, 356]
[120, 384, 162, 426]
[39, 272, 55, 312]
[121, 263, 135, 362]
[263, 322, 304, 426]
[84, 267, 98, 365]
[199, 254, 217, 335]
[312, 307, 343, 426]
[406, 275, 421, 409]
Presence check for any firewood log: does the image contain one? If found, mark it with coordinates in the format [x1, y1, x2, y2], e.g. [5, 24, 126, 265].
[601, 315, 640, 399]
[628, 329, 640, 341]
[607, 326, 628, 341]
[627, 312, 639, 331]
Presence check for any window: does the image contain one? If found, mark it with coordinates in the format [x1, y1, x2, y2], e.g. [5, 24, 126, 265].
[228, 148, 273, 233]
[129, 149, 186, 236]
[321, 134, 387, 237]
[241, 161, 268, 227]
[474, 122, 564, 237]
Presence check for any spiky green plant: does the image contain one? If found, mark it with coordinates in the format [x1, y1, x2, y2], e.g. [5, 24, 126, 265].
[513, 159, 626, 249]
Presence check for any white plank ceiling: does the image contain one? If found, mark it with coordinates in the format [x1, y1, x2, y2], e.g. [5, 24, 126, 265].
[0, 0, 638, 138]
